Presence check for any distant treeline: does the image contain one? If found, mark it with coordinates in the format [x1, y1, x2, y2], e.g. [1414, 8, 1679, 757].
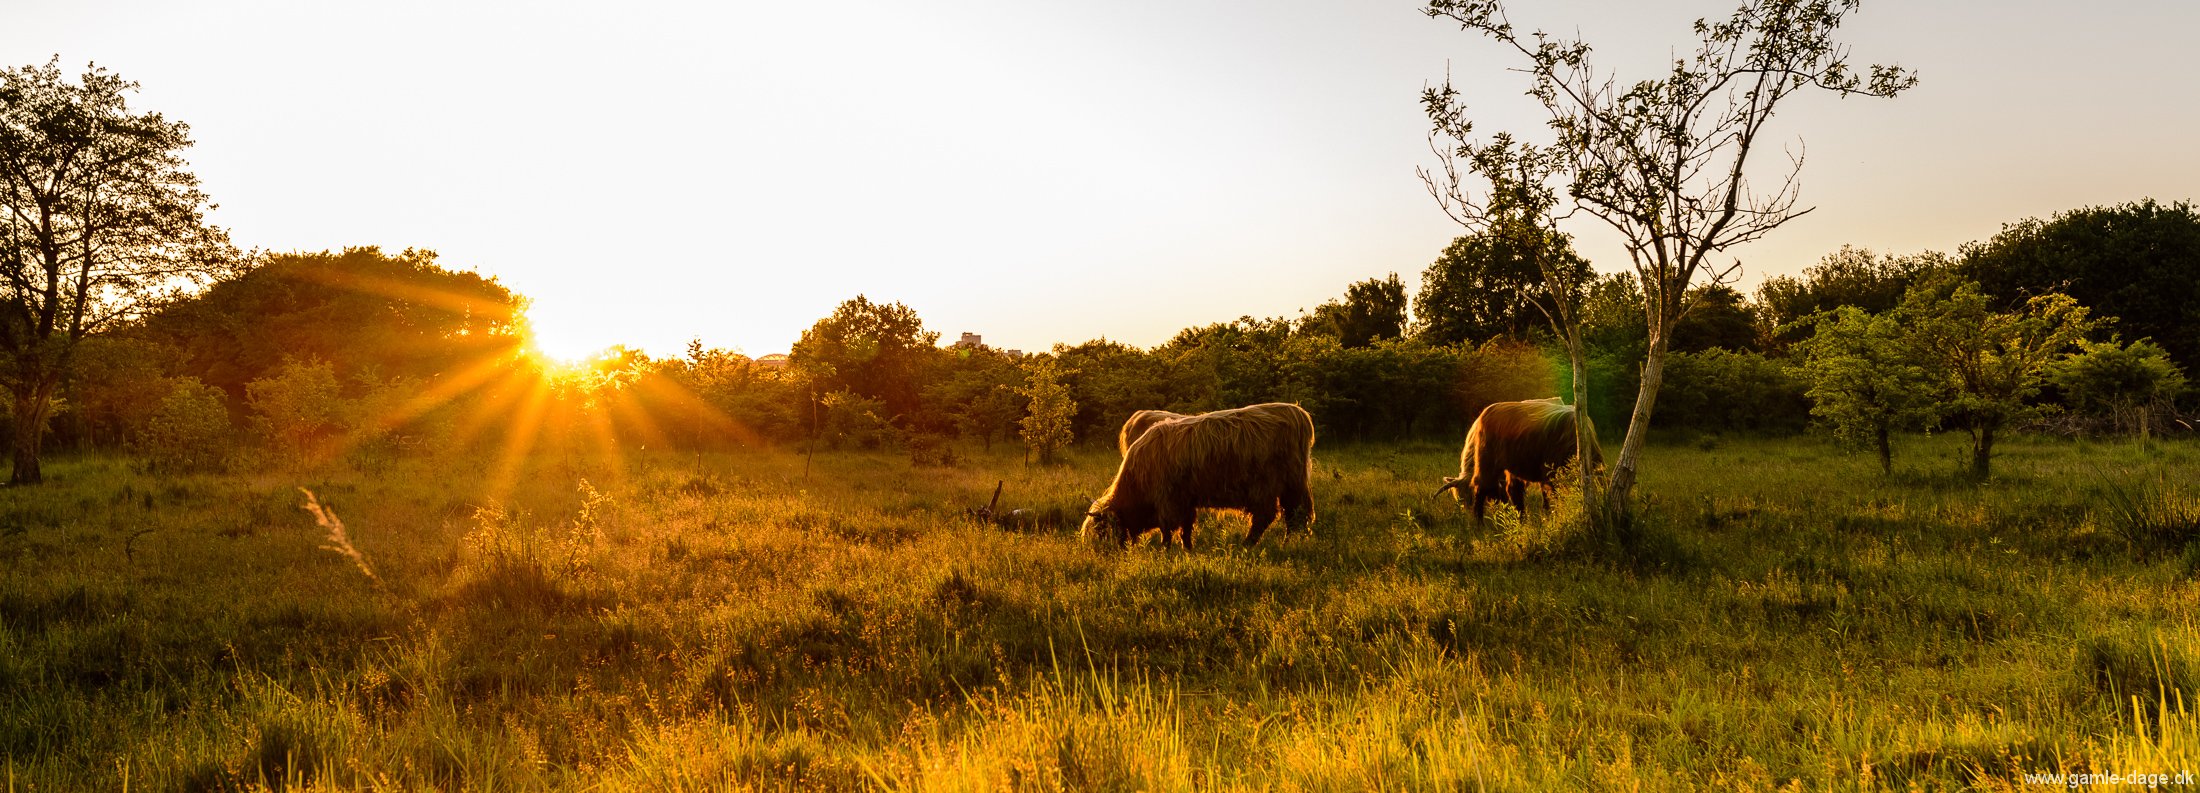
[18, 199, 2200, 470]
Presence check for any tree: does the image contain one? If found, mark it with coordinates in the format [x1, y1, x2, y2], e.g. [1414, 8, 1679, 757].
[1016, 356, 1075, 464]
[1054, 338, 1172, 444]
[1, 59, 233, 483]
[1304, 274, 1409, 348]
[57, 332, 174, 449]
[2050, 338, 2186, 440]
[1418, 140, 1601, 503]
[141, 247, 522, 398]
[1669, 284, 1761, 353]
[1422, 0, 1915, 505]
[139, 376, 229, 472]
[1758, 246, 1948, 344]
[1897, 275, 2095, 479]
[789, 295, 939, 423]
[246, 358, 344, 463]
[1960, 199, 2200, 372]
[922, 347, 1025, 451]
[1792, 306, 1939, 474]
[1414, 227, 1591, 345]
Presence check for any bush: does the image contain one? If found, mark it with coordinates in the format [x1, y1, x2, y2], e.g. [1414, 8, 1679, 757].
[246, 359, 345, 461]
[1655, 349, 1810, 433]
[139, 378, 231, 472]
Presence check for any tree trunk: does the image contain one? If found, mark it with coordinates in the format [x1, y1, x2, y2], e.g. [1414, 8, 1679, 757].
[1605, 333, 1670, 504]
[1875, 425, 1892, 476]
[1970, 423, 1995, 481]
[9, 378, 56, 485]
[1567, 334, 1594, 498]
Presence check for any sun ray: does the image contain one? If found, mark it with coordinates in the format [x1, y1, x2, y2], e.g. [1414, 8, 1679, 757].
[323, 346, 529, 460]
[483, 370, 554, 505]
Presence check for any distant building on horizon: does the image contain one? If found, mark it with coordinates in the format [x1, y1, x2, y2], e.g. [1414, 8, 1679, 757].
[951, 332, 1024, 358]
[754, 353, 789, 369]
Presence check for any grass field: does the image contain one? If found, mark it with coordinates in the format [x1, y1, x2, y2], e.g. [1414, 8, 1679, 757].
[4, 432, 2200, 790]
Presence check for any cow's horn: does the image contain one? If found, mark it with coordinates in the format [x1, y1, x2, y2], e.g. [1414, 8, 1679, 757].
[1434, 478, 1463, 496]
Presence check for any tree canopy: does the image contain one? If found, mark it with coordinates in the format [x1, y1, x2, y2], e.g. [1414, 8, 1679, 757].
[1303, 274, 1408, 349]
[140, 247, 521, 397]
[1, 58, 233, 482]
[1959, 199, 2200, 371]
[1413, 223, 1590, 346]
[789, 295, 940, 422]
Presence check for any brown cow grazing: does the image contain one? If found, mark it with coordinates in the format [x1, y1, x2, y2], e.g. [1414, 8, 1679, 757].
[1436, 398, 1602, 522]
[1083, 402, 1315, 548]
[1117, 409, 1188, 454]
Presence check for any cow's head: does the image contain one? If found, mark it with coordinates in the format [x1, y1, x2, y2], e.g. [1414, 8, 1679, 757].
[1081, 493, 1160, 546]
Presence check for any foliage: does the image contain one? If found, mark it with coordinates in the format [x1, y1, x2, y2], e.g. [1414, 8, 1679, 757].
[0, 58, 235, 483]
[789, 295, 939, 422]
[817, 390, 896, 450]
[1302, 273, 1408, 348]
[1668, 284, 1761, 353]
[1053, 339, 1173, 445]
[1897, 274, 2098, 479]
[246, 358, 346, 462]
[140, 247, 522, 399]
[1960, 199, 2200, 371]
[1653, 349, 1810, 434]
[1413, 226, 1590, 346]
[138, 376, 229, 472]
[1791, 306, 1942, 473]
[920, 347, 1026, 451]
[1758, 246, 1950, 346]
[2051, 338, 2188, 438]
[1016, 356, 1075, 463]
[1577, 273, 1647, 357]
[1421, 0, 1916, 502]
[53, 333, 175, 449]
[649, 342, 804, 446]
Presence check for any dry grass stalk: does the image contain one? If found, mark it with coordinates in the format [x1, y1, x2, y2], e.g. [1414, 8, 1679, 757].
[300, 486, 381, 586]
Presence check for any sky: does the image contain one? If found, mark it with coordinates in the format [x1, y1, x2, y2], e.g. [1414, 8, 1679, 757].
[6, 1, 2196, 360]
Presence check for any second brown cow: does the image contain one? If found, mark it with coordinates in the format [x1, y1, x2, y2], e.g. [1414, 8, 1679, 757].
[1436, 398, 1602, 521]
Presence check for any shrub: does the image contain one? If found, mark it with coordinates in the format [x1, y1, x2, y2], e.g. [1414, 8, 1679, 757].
[139, 377, 231, 472]
[246, 359, 346, 461]
[1655, 349, 1810, 433]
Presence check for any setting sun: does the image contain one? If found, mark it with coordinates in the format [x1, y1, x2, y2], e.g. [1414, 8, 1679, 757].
[524, 306, 619, 367]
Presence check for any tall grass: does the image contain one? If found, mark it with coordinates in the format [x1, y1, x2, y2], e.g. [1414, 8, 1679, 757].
[1, 434, 2197, 789]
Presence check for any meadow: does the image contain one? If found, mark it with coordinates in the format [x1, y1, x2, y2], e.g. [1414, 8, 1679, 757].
[4, 432, 2199, 791]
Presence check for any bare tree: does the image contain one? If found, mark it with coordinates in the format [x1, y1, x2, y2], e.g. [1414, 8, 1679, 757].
[1422, 0, 1915, 504]
[1419, 132, 1601, 502]
[1, 59, 233, 483]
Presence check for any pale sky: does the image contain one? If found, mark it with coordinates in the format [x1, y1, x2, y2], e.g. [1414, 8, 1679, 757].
[7, 1, 2196, 359]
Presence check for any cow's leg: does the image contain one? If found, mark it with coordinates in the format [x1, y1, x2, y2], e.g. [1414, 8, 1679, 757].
[1506, 477, 1527, 515]
[1243, 506, 1278, 546]
[1177, 516, 1195, 550]
[1282, 481, 1314, 534]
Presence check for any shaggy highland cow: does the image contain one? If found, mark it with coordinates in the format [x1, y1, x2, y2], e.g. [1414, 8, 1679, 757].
[1436, 398, 1603, 521]
[1117, 409, 1188, 453]
[1083, 402, 1315, 548]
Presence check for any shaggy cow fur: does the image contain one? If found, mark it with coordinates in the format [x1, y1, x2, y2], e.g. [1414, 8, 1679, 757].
[1437, 398, 1603, 521]
[1083, 402, 1315, 548]
[1117, 409, 1188, 454]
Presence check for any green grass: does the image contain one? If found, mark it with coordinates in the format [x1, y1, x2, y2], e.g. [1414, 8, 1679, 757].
[3, 432, 2198, 790]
